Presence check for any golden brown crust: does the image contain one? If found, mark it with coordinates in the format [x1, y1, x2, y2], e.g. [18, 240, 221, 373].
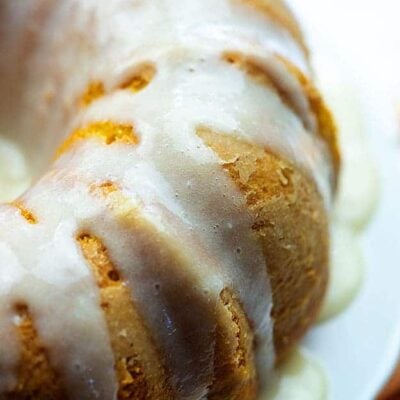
[10, 201, 38, 224]
[197, 127, 329, 360]
[79, 81, 105, 107]
[55, 121, 139, 158]
[77, 233, 173, 400]
[4, 305, 66, 400]
[119, 64, 156, 93]
[209, 289, 257, 400]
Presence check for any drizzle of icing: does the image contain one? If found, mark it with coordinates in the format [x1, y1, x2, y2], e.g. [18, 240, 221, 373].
[262, 350, 327, 400]
[318, 222, 364, 322]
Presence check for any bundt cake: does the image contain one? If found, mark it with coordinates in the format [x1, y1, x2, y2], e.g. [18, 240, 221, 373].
[0, 0, 338, 399]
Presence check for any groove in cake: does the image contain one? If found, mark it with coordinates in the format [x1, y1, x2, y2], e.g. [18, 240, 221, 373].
[77, 233, 173, 399]
[209, 288, 257, 399]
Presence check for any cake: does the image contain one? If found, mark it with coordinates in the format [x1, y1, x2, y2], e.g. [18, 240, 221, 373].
[0, 1, 338, 398]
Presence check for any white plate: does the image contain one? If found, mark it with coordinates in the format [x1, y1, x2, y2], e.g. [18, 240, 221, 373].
[288, 1, 400, 398]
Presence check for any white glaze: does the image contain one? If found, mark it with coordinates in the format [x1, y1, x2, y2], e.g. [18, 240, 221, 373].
[0, 1, 334, 399]
[328, 84, 380, 231]
[262, 350, 327, 400]
[318, 222, 364, 322]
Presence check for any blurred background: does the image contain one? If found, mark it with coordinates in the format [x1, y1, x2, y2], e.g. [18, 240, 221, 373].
[291, 0, 400, 115]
